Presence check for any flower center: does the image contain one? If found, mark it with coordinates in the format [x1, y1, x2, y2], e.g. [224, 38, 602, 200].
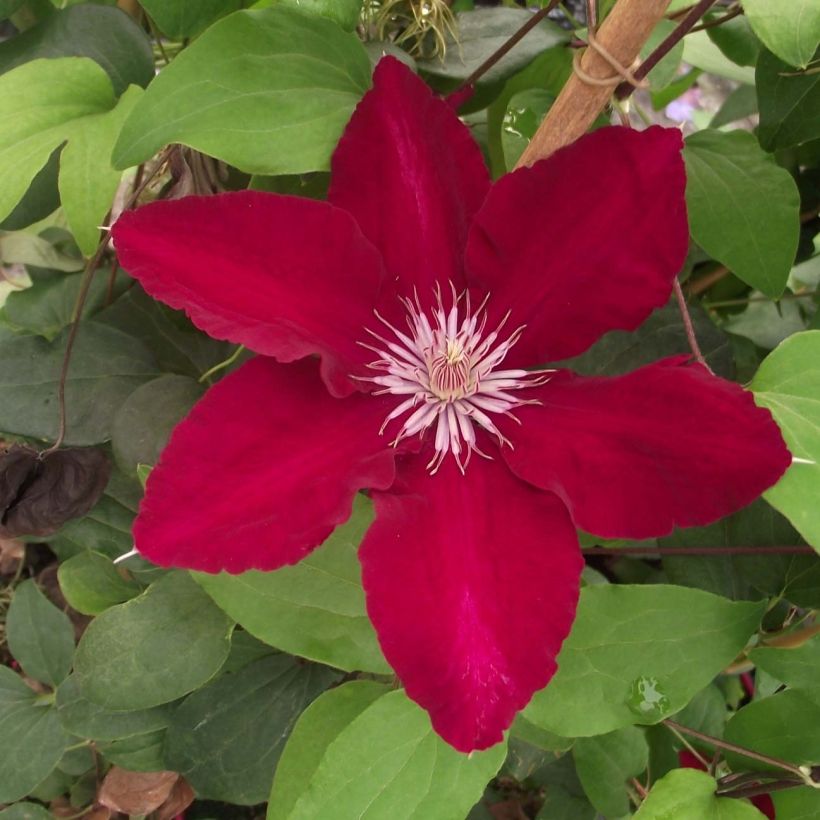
[357, 285, 553, 473]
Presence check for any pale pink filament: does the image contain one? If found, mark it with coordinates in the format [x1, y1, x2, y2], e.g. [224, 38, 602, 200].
[357, 285, 553, 473]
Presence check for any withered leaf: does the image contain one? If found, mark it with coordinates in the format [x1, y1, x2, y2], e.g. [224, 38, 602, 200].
[0, 535, 24, 575]
[155, 775, 196, 820]
[98, 767, 179, 815]
[0, 445, 110, 538]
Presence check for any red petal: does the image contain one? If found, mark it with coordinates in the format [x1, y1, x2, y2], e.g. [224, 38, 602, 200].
[329, 57, 490, 303]
[112, 191, 384, 397]
[500, 359, 791, 539]
[134, 357, 395, 573]
[465, 126, 688, 366]
[360, 452, 583, 752]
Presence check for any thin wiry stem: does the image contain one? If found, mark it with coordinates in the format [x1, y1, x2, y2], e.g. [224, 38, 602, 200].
[456, 0, 561, 91]
[673, 278, 710, 370]
[615, 0, 719, 100]
[40, 148, 172, 457]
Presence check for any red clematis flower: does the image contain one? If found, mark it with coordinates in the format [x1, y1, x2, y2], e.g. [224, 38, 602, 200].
[111, 57, 790, 752]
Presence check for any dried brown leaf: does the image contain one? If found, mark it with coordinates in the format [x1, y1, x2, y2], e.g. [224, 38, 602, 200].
[154, 776, 196, 820]
[0, 535, 23, 575]
[0, 445, 110, 538]
[98, 767, 179, 815]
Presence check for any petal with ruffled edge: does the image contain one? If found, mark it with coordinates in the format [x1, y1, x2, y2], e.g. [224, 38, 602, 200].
[329, 57, 490, 302]
[360, 451, 583, 752]
[134, 357, 396, 573]
[499, 358, 791, 539]
[112, 191, 384, 397]
[465, 126, 688, 366]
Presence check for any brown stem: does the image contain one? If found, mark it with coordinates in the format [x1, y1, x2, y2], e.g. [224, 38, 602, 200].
[456, 0, 561, 91]
[705, 291, 817, 309]
[686, 264, 730, 297]
[762, 623, 820, 649]
[690, 5, 742, 33]
[516, 0, 672, 168]
[718, 778, 805, 800]
[615, 0, 719, 100]
[673, 278, 709, 369]
[40, 238, 113, 457]
[663, 720, 812, 781]
[40, 150, 171, 456]
[582, 545, 815, 557]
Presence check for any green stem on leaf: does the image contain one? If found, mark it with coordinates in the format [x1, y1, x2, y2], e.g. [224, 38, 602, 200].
[199, 345, 246, 384]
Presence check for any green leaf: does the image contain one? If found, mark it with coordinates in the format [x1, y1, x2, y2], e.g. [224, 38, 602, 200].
[634, 768, 767, 819]
[0, 233, 82, 272]
[510, 714, 573, 753]
[706, 14, 760, 68]
[49, 469, 140, 560]
[750, 636, 820, 698]
[533, 753, 597, 820]
[500, 88, 555, 171]
[0, 320, 159, 444]
[0, 56, 145, 251]
[165, 655, 338, 805]
[674, 683, 729, 739]
[96, 286, 232, 379]
[59, 84, 142, 255]
[97, 729, 167, 772]
[5, 579, 74, 687]
[0, 666, 69, 803]
[57, 550, 140, 615]
[523, 585, 764, 737]
[281, 689, 506, 820]
[0, 4, 153, 95]
[269, 680, 391, 819]
[682, 30, 756, 84]
[661, 499, 817, 605]
[56, 674, 174, 740]
[0, 147, 60, 232]
[757, 49, 820, 151]
[0, 804, 54, 820]
[251, 0, 362, 32]
[723, 295, 812, 350]
[773, 788, 820, 820]
[742, 0, 820, 69]
[573, 726, 648, 818]
[0, 0, 25, 20]
[422, 8, 567, 89]
[558, 298, 733, 378]
[220, 629, 277, 674]
[74, 571, 233, 710]
[196, 495, 390, 674]
[725, 689, 820, 768]
[111, 374, 203, 474]
[684, 130, 800, 298]
[112, 7, 371, 174]
[710, 85, 759, 129]
[140, 0, 242, 38]
[0, 57, 117, 225]
[2, 267, 121, 340]
[751, 331, 820, 548]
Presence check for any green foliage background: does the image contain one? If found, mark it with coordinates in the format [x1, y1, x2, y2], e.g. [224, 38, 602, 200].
[0, 0, 819, 818]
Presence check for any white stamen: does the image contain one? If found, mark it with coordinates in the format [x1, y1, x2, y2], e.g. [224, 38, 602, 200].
[792, 457, 816, 465]
[359, 284, 550, 472]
